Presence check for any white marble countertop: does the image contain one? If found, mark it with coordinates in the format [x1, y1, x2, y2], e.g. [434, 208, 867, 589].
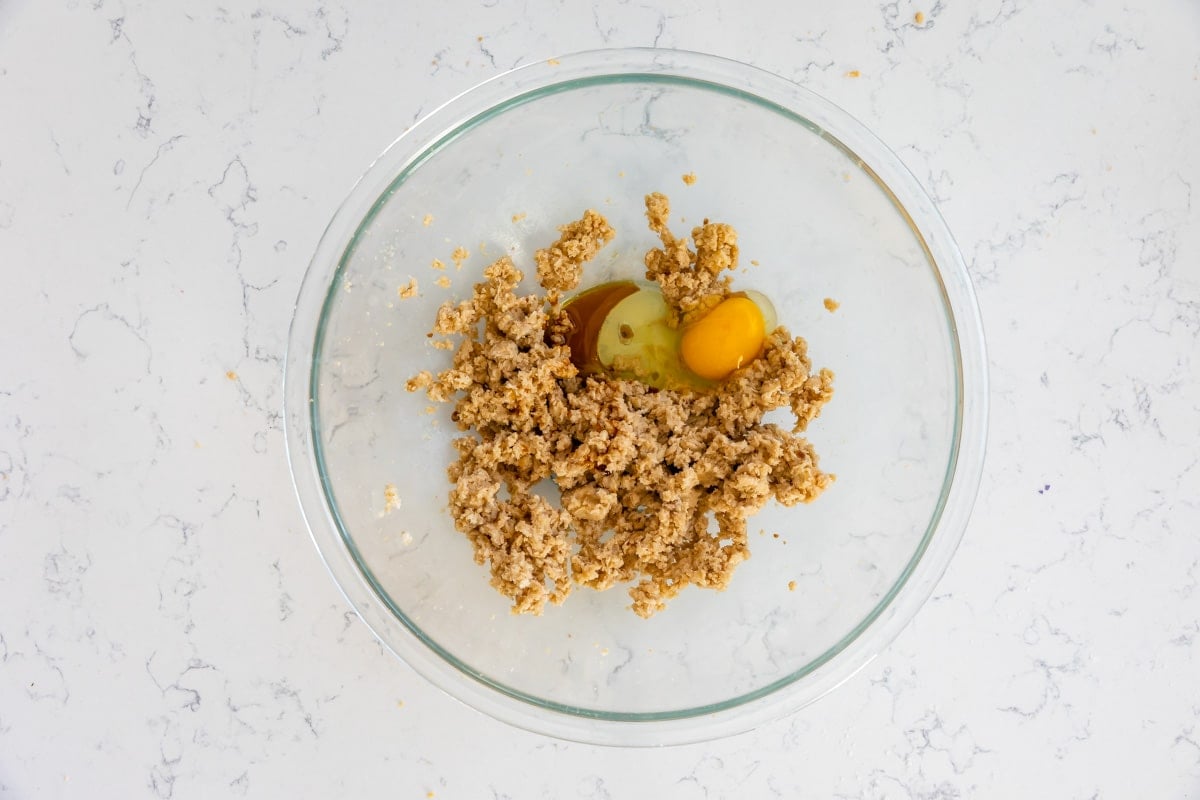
[2, 0, 1198, 797]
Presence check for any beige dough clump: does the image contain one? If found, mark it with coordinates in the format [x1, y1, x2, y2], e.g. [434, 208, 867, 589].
[534, 209, 615, 292]
[644, 192, 738, 326]
[408, 194, 834, 617]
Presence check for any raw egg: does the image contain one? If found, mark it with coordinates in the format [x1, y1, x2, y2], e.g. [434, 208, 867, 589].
[680, 296, 767, 381]
[560, 281, 776, 390]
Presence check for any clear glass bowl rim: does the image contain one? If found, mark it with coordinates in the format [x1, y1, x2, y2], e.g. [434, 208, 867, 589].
[283, 47, 989, 746]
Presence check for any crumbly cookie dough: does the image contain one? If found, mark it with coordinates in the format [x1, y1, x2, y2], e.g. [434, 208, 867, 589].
[644, 192, 736, 326]
[534, 209, 614, 293]
[408, 193, 834, 617]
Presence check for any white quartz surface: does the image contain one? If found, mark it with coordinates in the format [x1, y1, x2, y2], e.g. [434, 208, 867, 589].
[2, 0, 1199, 797]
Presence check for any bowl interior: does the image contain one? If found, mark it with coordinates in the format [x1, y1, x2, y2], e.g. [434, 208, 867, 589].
[311, 75, 958, 717]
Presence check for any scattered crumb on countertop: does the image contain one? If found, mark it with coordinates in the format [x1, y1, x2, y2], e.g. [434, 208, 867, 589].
[431, 258, 445, 270]
[435, 275, 452, 288]
[750, 259, 760, 266]
[846, 69, 861, 78]
[788, 580, 797, 591]
[225, 370, 238, 381]
[511, 212, 527, 223]
[681, 171, 697, 186]
[824, 297, 840, 312]
[547, 58, 560, 66]
[914, 10, 925, 23]
[398, 278, 419, 299]
[451, 246, 470, 269]
[400, 531, 414, 546]
[422, 213, 434, 227]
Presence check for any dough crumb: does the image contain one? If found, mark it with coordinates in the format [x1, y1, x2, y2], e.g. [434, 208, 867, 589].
[451, 246, 470, 269]
[681, 172, 697, 186]
[398, 278, 419, 299]
[788, 580, 797, 591]
[435, 275, 452, 288]
[400, 531, 414, 546]
[823, 297, 840, 312]
[406, 371, 433, 392]
[384, 483, 401, 513]
[511, 212, 527, 223]
[225, 370, 238, 381]
[431, 258, 445, 271]
[422, 213, 434, 227]
[644, 192, 737, 326]
[547, 58, 560, 66]
[411, 196, 833, 618]
[914, 10, 925, 23]
[534, 208, 615, 292]
[846, 69, 861, 78]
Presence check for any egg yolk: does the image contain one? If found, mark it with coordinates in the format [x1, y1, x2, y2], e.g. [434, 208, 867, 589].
[679, 296, 766, 381]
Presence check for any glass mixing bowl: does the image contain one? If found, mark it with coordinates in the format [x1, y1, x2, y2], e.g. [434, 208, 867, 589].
[284, 48, 987, 745]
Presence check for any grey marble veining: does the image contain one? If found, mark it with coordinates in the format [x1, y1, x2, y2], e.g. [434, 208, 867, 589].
[1, 0, 1198, 797]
